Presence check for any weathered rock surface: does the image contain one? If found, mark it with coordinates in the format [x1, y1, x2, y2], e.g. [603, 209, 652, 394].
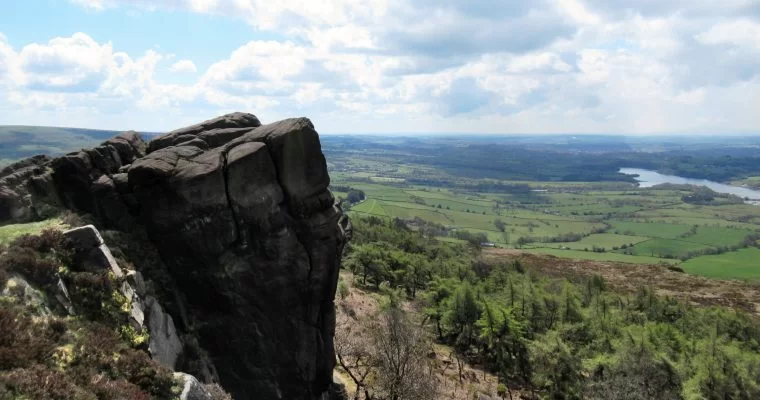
[145, 295, 183, 369]
[63, 224, 184, 370]
[1, 273, 50, 314]
[12, 113, 349, 399]
[0, 155, 50, 222]
[174, 372, 214, 400]
[27, 131, 146, 223]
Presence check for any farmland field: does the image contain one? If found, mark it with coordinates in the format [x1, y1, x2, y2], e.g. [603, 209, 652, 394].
[538, 233, 650, 251]
[332, 157, 760, 280]
[526, 247, 678, 265]
[624, 238, 712, 259]
[334, 172, 760, 280]
[680, 248, 760, 280]
[608, 220, 693, 238]
[324, 137, 760, 281]
[338, 178, 760, 278]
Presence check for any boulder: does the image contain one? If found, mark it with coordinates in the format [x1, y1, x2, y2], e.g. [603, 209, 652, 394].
[1, 274, 50, 314]
[0, 155, 50, 222]
[63, 225, 123, 277]
[174, 373, 213, 400]
[145, 296, 183, 369]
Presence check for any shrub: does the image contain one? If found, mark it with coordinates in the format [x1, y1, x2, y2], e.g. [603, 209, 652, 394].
[667, 265, 685, 273]
[0, 307, 60, 369]
[0, 365, 80, 400]
[338, 280, 350, 300]
[115, 350, 177, 398]
[205, 383, 234, 400]
[497, 383, 508, 398]
[91, 379, 149, 400]
[65, 272, 132, 329]
[10, 228, 72, 258]
[1, 247, 60, 289]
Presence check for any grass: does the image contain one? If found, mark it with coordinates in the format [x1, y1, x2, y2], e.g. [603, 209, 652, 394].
[540, 233, 650, 251]
[625, 238, 711, 258]
[351, 199, 388, 216]
[332, 164, 760, 272]
[681, 248, 760, 280]
[0, 218, 65, 246]
[608, 220, 693, 239]
[684, 227, 755, 247]
[526, 247, 678, 265]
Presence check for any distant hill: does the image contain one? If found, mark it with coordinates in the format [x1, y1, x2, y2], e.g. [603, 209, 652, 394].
[0, 125, 158, 166]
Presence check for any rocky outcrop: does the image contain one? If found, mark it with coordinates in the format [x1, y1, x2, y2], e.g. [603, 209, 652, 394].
[128, 115, 347, 399]
[26, 131, 146, 224]
[9, 113, 349, 399]
[0, 155, 50, 222]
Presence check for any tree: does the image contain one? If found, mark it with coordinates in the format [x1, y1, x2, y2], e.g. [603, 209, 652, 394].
[347, 244, 388, 288]
[335, 313, 374, 400]
[424, 278, 457, 340]
[444, 283, 481, 347]
[347, 189, 366, 204]
[585, 336, 681, 400]
[494, 219, 506, 232]
[370, 307, 437, 400]
[529, 331, 582, 399]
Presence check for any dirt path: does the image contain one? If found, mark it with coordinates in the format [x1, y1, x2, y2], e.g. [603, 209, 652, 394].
[483, 248, 760, 315]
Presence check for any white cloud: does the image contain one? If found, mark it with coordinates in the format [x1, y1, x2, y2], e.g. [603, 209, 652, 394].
[169, 59, 197, 73]
[70, 0, 105, 10]
[14, 33, 120, 93]
[0, 34, 18, 83]
[554, 0, 601, 25]
[696, 19, 760, 50]
[2, 0, 757, 133]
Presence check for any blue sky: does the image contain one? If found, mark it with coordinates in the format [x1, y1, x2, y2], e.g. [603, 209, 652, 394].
[0, 0, 759, 134]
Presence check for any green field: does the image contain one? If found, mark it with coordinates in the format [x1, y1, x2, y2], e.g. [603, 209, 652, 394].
[625, 238, 712, 259]
[681, 248, 760, 280]
[608, 220, 693, 238]
[539, 233, 650, 251]
[684, 226, 754, 247]
[0, 219, 65, 246]
[526, 247, 678, 265]
[333, 151, 760, 280]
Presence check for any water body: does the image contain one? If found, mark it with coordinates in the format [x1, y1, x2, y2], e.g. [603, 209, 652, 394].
[619, 168, 760, 205]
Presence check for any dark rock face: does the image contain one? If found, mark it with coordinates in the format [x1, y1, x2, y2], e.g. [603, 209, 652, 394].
[0, 155, 51, 222]
[26, 131, 147, 224]
[11, 113, 349, 400]
[130, 115, 346, 399]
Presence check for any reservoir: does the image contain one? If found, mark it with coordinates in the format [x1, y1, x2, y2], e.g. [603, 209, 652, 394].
[619, 168, 760, 205]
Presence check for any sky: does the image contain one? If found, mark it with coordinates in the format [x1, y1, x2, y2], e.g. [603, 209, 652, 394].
[0, 0, 759, 134]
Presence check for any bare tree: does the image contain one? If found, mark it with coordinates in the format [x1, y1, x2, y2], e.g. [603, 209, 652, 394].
[370, 307, 438, 400]
[335, 312, 374, 400]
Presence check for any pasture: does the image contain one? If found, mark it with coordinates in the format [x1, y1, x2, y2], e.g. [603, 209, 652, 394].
[332, 155, 760, 280]
[0, 218, 65, 246]
[681, 248, 760, 280]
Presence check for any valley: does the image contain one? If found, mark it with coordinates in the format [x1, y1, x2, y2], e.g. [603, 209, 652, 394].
[326, 136, 760, 282]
